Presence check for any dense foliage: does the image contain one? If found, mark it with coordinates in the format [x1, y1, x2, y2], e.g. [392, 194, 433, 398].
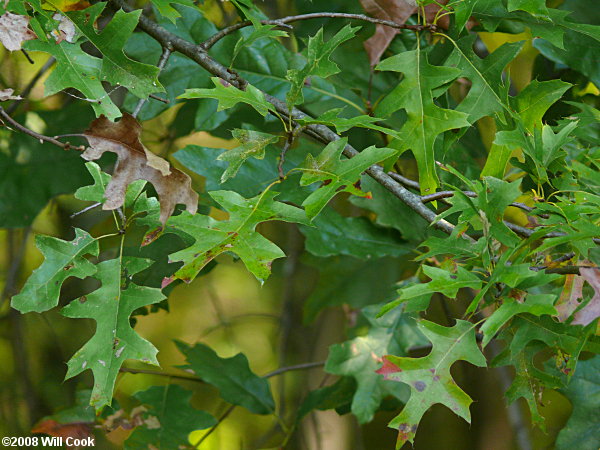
[1, 0, 599, 448]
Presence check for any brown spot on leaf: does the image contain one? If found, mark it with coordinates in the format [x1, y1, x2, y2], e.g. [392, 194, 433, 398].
[413, 381, 426, 392]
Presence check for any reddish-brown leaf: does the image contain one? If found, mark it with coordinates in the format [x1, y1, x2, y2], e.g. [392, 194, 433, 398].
[0, 12, 36, 52]
[573, 267, 600, 326]
[81, 114, 198, 225]
[32, 419, 92, 449]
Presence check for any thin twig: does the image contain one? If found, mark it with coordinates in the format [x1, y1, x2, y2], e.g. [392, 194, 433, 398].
[20, 48, 35, 64]
[70, 202, 102, 218]
[0, 106, 86, 151]
[6, 57, 56, 115]
[263, 361, 325, 379]
[119, 367, 204, 383]
[505, 221, 600, 245]
[194, 404, 236, 448]
[132, 44, 172, 118]
[202, 12, 437, 50]
[278, 126, 302, 179]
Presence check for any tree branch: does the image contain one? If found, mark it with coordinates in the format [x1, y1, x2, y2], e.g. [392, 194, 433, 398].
[201, 13, 437, 50]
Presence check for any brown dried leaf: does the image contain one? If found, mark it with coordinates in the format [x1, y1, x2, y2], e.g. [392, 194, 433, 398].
[359, 0, 416, 66]
[556, 274, 585, 322]
[52, 12, 76, 44]
[0, 12, 36, 51]
[573, 267, 600, 326]
[32, 419, 92, 449]
[0, 88, 21, 101]
[82, 113, 198, 225]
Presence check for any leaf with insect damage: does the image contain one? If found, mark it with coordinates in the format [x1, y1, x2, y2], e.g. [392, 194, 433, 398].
[61, 257, 165, 410]
[81, 113, 198, 225]
[165, 190, 309, 286]
[0, 12, 36, 51]
[377, 320, 486, 447]
[11, 229, 99, 314]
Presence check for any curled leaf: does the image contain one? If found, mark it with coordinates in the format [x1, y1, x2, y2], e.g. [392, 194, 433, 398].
[81, 113, 198, 225]
[0, 12, 36, 52]
[573, 267, 600, 326]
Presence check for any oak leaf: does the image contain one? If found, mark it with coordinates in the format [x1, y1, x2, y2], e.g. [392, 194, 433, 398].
[574, 267, 600, 326]
[0, 12, 36, 52]
[81, 114, 198, 225]
[32, 419, 93, 449]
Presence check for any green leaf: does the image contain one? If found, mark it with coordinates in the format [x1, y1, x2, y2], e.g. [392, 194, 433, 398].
[125, 385, 216, 450]
[325, 305, 427, 424]
[512, 79, 572, 132]
[61, 257, 166, 410]
[233, 24, 288, 62]
[296, 377, 356, 422]
[299, 138, 396, 218]
[23, 40, 121, 119]
[480, 294, 557, 347]
[286, 24, 359, 107]
[217, 129, 279, 182]
[507, 0, 548, 16]
[376, 48, 470, 194]
[11, 229, 99, 314]
[149, 0, 195, 23]
[445, 35, 523, 123]
[297, 107, 398, 136]
[67, 3, 163, 99]
[302, 255, 405, 323]
[166, 190, 308, 285]
[179, 77, 272, 116]
[378, 320, 486, 446]
[555, 356, 600, 450]
[176, 341, 275, 414]
[300, 209, 409, 259]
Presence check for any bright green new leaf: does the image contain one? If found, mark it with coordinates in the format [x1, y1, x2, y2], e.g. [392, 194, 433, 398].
[176, 341, 275, 414]
[233, 25, 288, 62]
[480, 294, 557, 347]
[378, 320, 486, 446]
[376, 48, 470, 194]
[11, 229, 99, 314]
[325, 305, 427, 424]
[125, 385, 216, 450]
[298, 107, 398, 136]
[299, 138, 396, 218]
[217, 129, 280, 182]
[61, 257, 166, 410]
[23, 40, 121, 119]
[149, 0, 195, 23]
[179, 77, 272, 116]
[67, 3, 163, 99]
[286, 25, 359, 107]
[513, 79, 572, 131]
[166, 190, 309, 285]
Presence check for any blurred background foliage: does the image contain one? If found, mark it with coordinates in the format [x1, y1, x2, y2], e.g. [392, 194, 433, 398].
[1, 0, 599, 448]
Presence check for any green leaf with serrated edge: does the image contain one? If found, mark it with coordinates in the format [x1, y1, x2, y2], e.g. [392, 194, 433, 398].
[507, 0, 548, 16]
[299, 138, 396, 218]
[23, 40, 121, 119]
[325, 305, 427, 424]
[493, 342, 554, 429]
[416, 235, 486, 261]
[233, 25, 288, 62]
[66, 3, 163, 99]
[380, 265, 482, 316]
[125, 385, 216, 450]
[554, 356, 600, 450]
[11, 229, 99, 314]
[480, 294, 557, 347]
[376, 48, 470, 194]
[176, 341, 275, 414]
[286, 24, 359, 107]
[300, 209, 409, 259]
[303, 255, 404, 323]
[179, 77, 272, 116]
[297, 107, 399, 136]
[296, 377, 356, 423]
[149, 0, 195, 23]
[61, 257, 165, 410]
[445, 35, 523, 123]
[165, 189, 309, 285]
[217, 129, 279, 182]
[377, 320, 486, 446]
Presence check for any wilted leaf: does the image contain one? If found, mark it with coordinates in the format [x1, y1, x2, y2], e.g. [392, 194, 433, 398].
[81, 113, 198, 225]
[217, 129, 279, 182]
[0, 88, 21, 101]
[0, 12, 36, 51]
[176, 341, 275, 414]
[62, 257, 166, 410]
[573, 267, 600, 326]
[32, 420, 93, 447]
[11, 229, 99, 313]
[556, 274, 585, 322]
[377, 320, 486, 446]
